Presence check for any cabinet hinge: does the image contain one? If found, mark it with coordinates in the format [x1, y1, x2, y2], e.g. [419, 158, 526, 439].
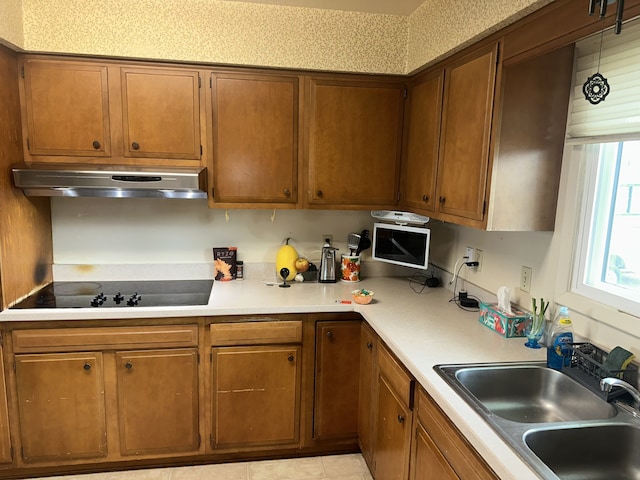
[209, 351, 213, 363]
[26, 138, 30, 151]
[198, 76, 201, 88]
[21, 66, 24, 78]
[397, 191, 401, 201]
[210, 77, 213, 88]
[403, 87, 408, 99]
[483, 200, 487, 216]
[200, 145, 203, 156]
[496, 44, 500, 65]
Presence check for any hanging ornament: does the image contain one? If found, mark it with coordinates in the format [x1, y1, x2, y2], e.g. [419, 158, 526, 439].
[583, 19, 611, 104]
[583, 72, 610, 104]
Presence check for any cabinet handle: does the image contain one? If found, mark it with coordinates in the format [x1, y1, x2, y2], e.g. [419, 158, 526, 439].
[326, 331, 333, 339]
[83, 362, 91, 371]
[283, 188, 291, 197]
[397, 414, 405, 424]
[439, 196, 445, 204]
[367, 341, 373, 350]
[287, 354, 295, 362]
[125, 361, 133, 369]
[92, 140, 101, 150]
[422, 195, 429, 202]
[317, 190, 323, 198]
[131, 142, 140, 150]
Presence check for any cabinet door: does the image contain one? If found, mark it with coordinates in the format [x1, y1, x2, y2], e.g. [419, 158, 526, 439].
[211, 73, 299, 205]
[22, 59, 110, 157]
[436, 43, 499, 222]
[358, 322, 377, 469]
[402, 70, 444, 213]
[121, 67, 201, 160]
[116, 349, 199, 456]
[412, 423, 460, 480]
[0, 347, 11, 465]
[307, 78, 404, 207]
[15, 352, 106, 463]
[374, 375, 413, 480]
[313, 320, 360, 441]
[211, 345, 301, 449]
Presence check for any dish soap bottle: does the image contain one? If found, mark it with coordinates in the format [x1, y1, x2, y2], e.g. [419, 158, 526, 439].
[547, 306, 573, 370]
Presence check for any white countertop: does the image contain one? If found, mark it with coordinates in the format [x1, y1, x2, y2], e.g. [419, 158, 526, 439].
[0, 276, 545, 479]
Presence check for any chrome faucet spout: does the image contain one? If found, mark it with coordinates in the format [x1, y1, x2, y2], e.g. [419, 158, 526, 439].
[600, 377, 640, 408]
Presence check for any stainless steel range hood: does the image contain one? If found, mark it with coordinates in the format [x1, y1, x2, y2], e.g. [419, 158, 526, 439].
[12, 164, 208, 199]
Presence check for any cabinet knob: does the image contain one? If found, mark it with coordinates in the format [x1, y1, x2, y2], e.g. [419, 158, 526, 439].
[125, 361, 133, 369]
[131, 142, 140, 150]
[317, 190, 323, 198]
[287, 354, 295, 362]
[283, 188, 291, 197]
[92, 140, 101, 150]
[326, 331, 333, 339]
[439, 196, 445, 204]
[422, 195, 429, 202]
[83, 362, 91, 371]
[397, 414, 405, 424]
[367, 341, 373, 350]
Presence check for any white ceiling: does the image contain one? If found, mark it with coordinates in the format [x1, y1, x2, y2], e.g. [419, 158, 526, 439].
[222, 0, 426, 16]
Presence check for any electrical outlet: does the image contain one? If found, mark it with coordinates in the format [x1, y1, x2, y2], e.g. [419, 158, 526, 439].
[475, 249, 483, 272]
[521, 266, 532, 292]
[322, 234, 333, 245]
[465, 246, 474, 263]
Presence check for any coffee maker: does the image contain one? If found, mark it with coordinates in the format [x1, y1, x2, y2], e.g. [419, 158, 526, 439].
[319, 241, 338, 283]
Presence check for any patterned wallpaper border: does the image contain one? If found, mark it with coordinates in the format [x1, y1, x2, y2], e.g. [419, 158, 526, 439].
[3, 0, 554, 74]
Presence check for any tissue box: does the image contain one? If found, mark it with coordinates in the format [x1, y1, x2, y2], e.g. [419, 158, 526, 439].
[479, 302, 527, 338]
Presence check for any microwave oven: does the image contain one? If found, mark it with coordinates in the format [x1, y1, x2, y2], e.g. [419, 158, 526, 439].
[371, 222, 430, 270]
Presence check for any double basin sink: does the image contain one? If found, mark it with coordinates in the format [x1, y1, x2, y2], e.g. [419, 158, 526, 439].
[435, 362, 640, 479]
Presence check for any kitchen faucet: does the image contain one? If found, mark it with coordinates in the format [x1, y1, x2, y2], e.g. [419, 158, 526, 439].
[600, 377, 640, 416]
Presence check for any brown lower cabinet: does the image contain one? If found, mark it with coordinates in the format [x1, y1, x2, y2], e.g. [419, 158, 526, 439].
[0, 316, 499, 479]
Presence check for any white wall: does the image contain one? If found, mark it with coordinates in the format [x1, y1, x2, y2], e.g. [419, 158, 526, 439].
[51, 198, 402, 274]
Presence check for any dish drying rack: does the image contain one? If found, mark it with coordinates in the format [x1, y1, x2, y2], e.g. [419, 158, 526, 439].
[562, 342, 639, 401]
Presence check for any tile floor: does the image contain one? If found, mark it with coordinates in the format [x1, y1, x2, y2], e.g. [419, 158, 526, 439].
[41, 454, 373, 480]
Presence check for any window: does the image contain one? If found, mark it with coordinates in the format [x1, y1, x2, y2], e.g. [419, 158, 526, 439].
[567, 18, 640, 318]
[573, 141, 640, 316]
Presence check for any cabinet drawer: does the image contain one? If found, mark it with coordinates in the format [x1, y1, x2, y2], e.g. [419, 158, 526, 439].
[378, 343, 414, 409]
[210, 321, 302, 346]
[416, 387, 497, 480]
[12, 324, 198, 353]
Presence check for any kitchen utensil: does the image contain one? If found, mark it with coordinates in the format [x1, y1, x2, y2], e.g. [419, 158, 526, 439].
[356, 230, 371, 255]
[347, 233, 360, 256]
[319, 244, 339, 283]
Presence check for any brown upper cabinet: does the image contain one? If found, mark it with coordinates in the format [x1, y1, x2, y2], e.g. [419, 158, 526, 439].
[402, 38, 573, 231]
[19, 58, 203, 167]
[305, 77, 405, 209]
[21, 60, 111, 157]
[120, 67, 201, 160]
[435, 42, 499, 226]
[209, 72, 300, 207]
[401, 70, 443, 213]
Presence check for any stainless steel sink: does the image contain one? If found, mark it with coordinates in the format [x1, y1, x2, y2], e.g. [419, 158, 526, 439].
[435, 362, 640, 480]
[525, 423, 640, 480]
[451, 364, 616, 422]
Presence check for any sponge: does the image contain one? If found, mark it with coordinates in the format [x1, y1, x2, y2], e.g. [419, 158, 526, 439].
[603, 346, 636, 378]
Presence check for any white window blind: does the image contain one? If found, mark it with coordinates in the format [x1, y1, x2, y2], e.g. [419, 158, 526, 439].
[567, 17, 640, 140]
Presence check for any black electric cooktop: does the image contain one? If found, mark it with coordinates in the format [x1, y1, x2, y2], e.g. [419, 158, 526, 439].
[11, 280, 214, 309]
